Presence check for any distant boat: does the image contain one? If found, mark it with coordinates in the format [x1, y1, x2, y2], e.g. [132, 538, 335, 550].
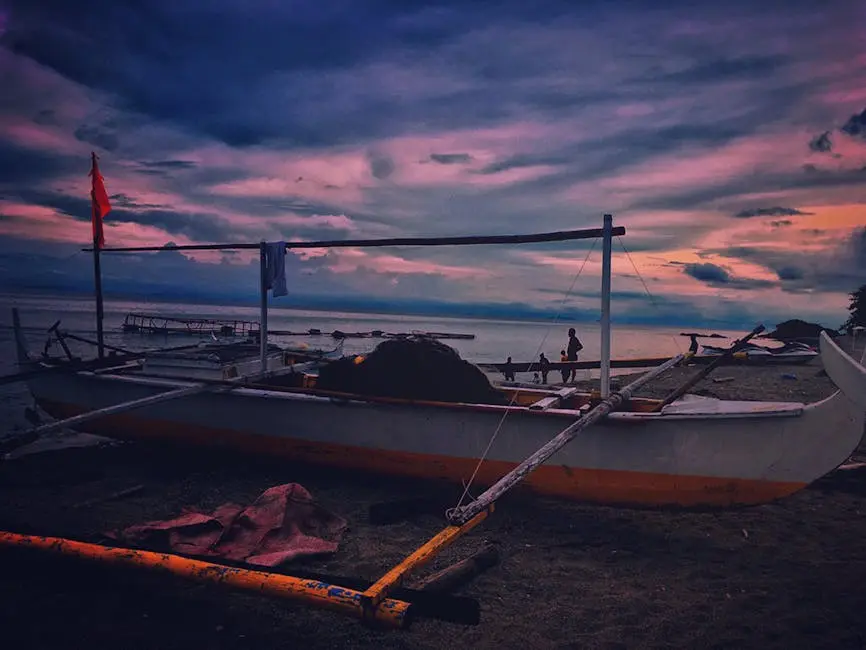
[699, 341, 818, 365]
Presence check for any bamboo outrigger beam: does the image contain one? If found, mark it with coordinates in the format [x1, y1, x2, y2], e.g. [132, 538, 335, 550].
[0, 532, 412, 629]
[20, 369, 272, 439]
[446, 354, 685, 526]
[360, 508, 492, 615]
[85, 226, 627, 253]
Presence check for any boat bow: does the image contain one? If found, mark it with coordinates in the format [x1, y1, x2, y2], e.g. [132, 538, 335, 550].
[820, 332, 866, 411]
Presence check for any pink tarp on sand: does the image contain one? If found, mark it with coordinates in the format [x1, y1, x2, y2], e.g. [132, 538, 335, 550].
[107, 483, 347, 567]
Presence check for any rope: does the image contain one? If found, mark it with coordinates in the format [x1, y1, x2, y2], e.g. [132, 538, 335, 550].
[616, 236, 685, 356]
[453, 238, 598, 510]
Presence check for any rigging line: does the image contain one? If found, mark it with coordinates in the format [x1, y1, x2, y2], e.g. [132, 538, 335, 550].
[616, 236, 684, 356]
[453, 238, 598, 511]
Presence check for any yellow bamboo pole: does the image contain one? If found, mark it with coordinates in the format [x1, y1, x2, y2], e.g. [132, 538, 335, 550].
[361, 507, 492, 613]
[0, 531, 412, 629]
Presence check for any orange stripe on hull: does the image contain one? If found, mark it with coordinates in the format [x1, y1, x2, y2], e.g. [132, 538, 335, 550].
[37, 399, 806, 508]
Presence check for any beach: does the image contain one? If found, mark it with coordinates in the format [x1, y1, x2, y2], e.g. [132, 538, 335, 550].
[1, 338, 865, 649]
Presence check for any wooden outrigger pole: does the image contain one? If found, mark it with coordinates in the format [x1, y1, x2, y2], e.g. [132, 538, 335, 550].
[259, 241, 269, 373]
[445, 353, 685, 525]
[0, 532, 412, 629]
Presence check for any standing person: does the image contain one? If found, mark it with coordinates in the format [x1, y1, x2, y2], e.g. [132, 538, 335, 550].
[503, 356, 515, 382]
[687, 333, 699, 355]
[539, 353, 550, 384]
[566, 327, 583, 383]
[559, 349, 569, 384]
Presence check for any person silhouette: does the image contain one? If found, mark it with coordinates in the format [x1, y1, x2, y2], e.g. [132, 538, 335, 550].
[566, 327, 583, 382]
[559, 349, 569, 384]
[687, 334, 699, 354]
[503, 356, 515, 382]
[539, 353, 550, 384]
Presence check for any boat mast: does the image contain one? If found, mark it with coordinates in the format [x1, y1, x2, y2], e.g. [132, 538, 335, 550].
[600, 214, 613, 398]
[259, 242, 268, 372]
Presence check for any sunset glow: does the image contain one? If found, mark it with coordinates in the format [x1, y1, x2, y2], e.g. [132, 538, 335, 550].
[1, 1, 864, 327]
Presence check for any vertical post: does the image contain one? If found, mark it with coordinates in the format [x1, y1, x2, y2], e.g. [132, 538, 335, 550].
[600, 214, 612, 398]
[259, 242, 268, 373]
[93, 236, 105, 359]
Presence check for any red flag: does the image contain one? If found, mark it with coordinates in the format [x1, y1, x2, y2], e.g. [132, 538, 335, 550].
[89, 152, 111, 249]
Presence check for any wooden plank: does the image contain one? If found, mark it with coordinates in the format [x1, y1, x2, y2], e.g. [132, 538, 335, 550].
[529, 386, 584, 411]
[447, 354, 685, 526]
[415, 543, 500, 593]
[0, 532, 411, 629]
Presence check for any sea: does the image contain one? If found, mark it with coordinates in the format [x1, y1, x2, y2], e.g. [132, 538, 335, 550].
[0, 292, 747, 437]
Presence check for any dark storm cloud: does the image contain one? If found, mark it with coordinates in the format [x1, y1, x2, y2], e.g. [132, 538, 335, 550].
[840, 107, 866, 139]
[32, 108, 56, 125]
[634, 167, 866, 213]
[5, 188, 242, 242]
[0, 0, 818, 154]
[734, 206, 812, 218]
[139, 160, 197, 170]
[650, 55, 786, 85]
[0, 0, 508, 147]
[684, 262, 730, 283]
[808, 131, 833, 152]
[6, 189, 92, 221]
[775, 266, 804, 281]
[429, 153, 472, 165]
[73, 124, 119, 151]
[712, 231, 866, 293]
[367, 151, 396, 180]
[0, 141, 80, 184]
[106, 208, 243, 242]
[681, 262, 775, 290]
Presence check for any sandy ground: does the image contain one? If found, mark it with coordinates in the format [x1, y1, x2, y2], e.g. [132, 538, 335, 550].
[1, 339, 865, 649]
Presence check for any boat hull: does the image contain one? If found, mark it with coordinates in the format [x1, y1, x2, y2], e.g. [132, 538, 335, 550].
[26, 364, 864, 509]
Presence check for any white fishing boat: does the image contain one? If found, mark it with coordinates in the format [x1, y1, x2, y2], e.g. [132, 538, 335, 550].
[11, 216, 866, 509]
[698, 340, 819, 365]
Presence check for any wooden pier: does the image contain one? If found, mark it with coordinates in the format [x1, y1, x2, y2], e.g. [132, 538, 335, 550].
[122, 313, 259, 337]
[121, 313, 475, 341]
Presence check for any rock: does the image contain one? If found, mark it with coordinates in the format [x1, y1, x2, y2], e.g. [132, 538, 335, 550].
[765, 319, 838, 343]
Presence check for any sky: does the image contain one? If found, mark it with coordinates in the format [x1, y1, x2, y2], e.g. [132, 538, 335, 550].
[0, 0, 865, 328]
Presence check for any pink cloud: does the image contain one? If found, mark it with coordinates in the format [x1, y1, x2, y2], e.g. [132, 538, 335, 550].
[0, 199, 212, 255]
[0, 119, 87, 155]
[594, 132, 809, 199]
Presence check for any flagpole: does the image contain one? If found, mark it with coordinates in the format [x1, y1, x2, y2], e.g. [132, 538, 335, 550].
[89, 151, 108, 359]
[93, 230, 105, 359]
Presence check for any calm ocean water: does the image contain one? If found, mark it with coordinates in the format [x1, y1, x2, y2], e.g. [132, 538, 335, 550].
[0, 292, 748, 436]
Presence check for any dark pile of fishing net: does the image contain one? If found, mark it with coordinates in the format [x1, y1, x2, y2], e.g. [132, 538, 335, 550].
[315, 337, 508, 405]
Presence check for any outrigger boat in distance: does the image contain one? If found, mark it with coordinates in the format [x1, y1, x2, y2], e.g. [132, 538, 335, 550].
[11, 216, 866, 510]
[697, 340, 819, 365]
